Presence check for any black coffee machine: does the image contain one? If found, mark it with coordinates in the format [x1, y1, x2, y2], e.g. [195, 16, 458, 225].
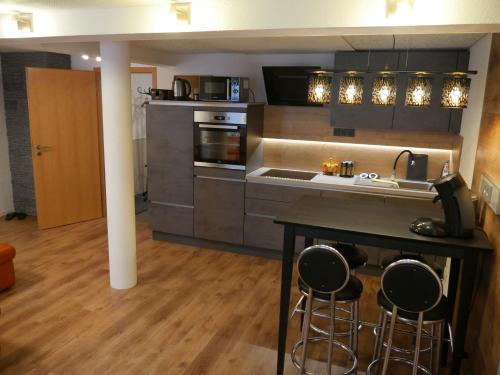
[410, 173, 475, 238]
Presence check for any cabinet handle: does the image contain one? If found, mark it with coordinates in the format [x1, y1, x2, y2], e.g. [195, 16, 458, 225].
[198, 124, 239, 130]
[195, 175, 246, 183]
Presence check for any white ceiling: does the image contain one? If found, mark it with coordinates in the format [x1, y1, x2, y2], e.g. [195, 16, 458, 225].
[0, 0, 164, 10]
[0, 33, 487, 57]
[130, 33, 486, 54]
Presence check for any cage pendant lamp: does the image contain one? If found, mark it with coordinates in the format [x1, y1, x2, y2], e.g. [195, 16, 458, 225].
[405, 76, 432, 107]
[372, 76, 397, 105]
[339, 75, 363, 105]
[307, 75, 332, 104]
[441, 76, 471, 108]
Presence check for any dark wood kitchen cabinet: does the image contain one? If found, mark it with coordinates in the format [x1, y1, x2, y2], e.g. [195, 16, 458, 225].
[146, 104, 194, 236]
[330, 50, 469, 133]
[194, 168, 245, 245]
[244, 183, 321, 251]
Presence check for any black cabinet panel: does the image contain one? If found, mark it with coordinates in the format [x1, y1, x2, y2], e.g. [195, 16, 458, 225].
[330, 50, 469, 133]
[331, 52, 399, 129]
[392, 74, 452, 132]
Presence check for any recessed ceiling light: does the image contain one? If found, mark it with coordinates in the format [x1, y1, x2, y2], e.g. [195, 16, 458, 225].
[95, 56, 102, 62]
[81, 54, 89, 60]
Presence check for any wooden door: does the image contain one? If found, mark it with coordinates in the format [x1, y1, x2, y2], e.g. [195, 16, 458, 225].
[27, 68, 103, 229]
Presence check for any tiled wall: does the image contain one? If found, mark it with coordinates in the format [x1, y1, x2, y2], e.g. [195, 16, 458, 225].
[1, 52, 70, 215]
[464, 34, 500, 375]
[262, 105, 460, 179]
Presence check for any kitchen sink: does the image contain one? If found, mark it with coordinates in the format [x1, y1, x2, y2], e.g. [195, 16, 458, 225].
[260, 169, 318, 181]
[354, 176, 434, 191]
[396, 180, 434, 191]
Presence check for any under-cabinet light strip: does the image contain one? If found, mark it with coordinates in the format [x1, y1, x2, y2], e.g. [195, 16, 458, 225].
[263, 138, 453, 153]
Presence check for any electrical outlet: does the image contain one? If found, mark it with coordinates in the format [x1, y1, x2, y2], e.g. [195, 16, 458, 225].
[479, 174, 500, 215]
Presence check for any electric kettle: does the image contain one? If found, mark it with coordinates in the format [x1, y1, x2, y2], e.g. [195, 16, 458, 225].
[172, 78, 192, 100]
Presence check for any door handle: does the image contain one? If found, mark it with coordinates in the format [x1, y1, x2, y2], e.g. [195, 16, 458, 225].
[35, 144, 53, 156]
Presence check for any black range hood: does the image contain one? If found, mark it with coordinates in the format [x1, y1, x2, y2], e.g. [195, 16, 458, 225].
[262, 66, 322, 107]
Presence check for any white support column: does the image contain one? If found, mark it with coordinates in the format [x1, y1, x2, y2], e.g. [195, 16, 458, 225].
[100, 41, 137, 289]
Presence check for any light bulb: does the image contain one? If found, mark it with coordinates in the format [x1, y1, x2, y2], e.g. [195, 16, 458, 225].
[95, 56, 102, 62]
[314, 84, 325, 98]
[449, 86, 462, 106]
[81, 54, 89, 60]
[412, 86, 425, 104]
[379, 86, 391, 103]
[346, 84, 356, 101]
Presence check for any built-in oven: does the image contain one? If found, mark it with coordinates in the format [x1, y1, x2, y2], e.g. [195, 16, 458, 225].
[194, 110, 247, 170]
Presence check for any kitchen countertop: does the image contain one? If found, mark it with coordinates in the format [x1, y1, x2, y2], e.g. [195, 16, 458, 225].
[148, 100, 265, 108]
[246, 167, 438, 199]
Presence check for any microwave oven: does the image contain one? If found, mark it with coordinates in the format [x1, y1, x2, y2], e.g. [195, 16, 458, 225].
[199, 76, 250, 102]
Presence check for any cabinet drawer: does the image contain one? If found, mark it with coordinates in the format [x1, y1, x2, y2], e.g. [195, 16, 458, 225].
[194, 176, 245, 245]
[244, 214, 305, 252]
[245, 198, 291, 217]
[246, 183, 320, 202]
[148, 203, 193, 237]
[148, 166, 193, 206]
[194, 166, 246, 180]
[320, 189, 385, 204]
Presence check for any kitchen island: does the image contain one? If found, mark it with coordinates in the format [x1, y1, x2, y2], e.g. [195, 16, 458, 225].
[274, 195, 492, 375]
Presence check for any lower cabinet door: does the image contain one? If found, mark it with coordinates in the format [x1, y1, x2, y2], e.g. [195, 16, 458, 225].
[149, 203, 193, 237]
[194, 176, 245, 245]
[244, 214, 305, 252]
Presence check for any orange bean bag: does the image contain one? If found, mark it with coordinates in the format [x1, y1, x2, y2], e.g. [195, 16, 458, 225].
[0, 244, 15, 291]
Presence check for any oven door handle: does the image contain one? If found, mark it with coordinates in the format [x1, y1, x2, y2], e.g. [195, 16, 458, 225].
[198, 124, 239, 130]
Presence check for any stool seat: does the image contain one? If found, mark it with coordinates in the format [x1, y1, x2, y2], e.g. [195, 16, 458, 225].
[299, 275, 363, 302]
[381, 253, 443, 278]
[336, 243, 368, 269]
[377, 290, 450, 322]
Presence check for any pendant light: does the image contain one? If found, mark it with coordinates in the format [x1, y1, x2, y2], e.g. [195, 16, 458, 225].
[307, 74, 332, 104]
[372, 75, 397, 106]
[339, 75, 364, 105]
[372, 36, 397, 106]
[441, 75, 471, 108]
[405, 76, 433, 107]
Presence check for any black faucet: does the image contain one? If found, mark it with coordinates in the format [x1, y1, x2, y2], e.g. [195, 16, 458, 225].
[391, 149, 415, 180]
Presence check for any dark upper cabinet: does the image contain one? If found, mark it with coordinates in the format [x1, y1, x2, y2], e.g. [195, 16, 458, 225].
[330, 50, 469, 133]
[331, 51, 399, 130]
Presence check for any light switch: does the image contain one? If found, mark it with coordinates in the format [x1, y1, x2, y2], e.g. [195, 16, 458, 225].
[479, 174, 500, 215]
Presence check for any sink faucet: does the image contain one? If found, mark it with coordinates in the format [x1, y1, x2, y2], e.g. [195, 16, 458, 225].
[391, 149, 415, 180]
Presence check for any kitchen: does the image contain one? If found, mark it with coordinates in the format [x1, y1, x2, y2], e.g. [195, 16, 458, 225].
[140, 39, 493, 374]
[0, 2, 499, 375]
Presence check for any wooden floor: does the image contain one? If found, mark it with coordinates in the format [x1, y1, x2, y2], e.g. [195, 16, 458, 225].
[0, 215, 451, 374]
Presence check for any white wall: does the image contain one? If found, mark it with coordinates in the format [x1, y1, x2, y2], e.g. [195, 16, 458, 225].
[0, 58, 14, 216]
[459, 34, 492, 187]
[72, 52, 335, 102]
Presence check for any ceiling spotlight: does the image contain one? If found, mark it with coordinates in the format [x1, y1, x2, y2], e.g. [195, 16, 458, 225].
[441, 76, 471, 108]
[15, 13, 33, 33]
[405, 76, 433, 107]
[81, 54, 89, 60]
[95, 56, 102, 62]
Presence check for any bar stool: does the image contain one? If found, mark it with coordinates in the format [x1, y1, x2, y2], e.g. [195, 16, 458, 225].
[290, 244, 362, 375]
[336, 243, 368, 273]
[367, 259, 451, 375]
[380, 252, 444, 278]
[290, 243, 366, 329]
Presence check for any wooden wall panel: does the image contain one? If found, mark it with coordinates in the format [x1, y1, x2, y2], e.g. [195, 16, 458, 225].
[263, 105, 457, 178]
[464, 34, 500, 375]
